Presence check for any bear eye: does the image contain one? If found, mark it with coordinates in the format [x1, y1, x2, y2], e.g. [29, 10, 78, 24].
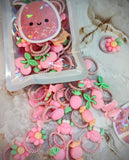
[44, 19, 49, 22]
[29, 22, 33, 26]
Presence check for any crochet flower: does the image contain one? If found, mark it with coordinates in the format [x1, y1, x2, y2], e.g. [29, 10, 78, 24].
[11, 141, 29, 160]
[28, 127, 47, 146]
[105, 37, 122, 52]
[16, 38, 30, 51]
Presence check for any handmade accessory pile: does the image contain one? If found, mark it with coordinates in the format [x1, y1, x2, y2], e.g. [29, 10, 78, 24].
[3, 67, 128, 159]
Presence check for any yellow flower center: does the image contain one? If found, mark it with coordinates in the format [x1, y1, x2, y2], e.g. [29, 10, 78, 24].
[17, 147, 25, 155]
[111, 41, 117, 47]
[35, 132, 42, 139]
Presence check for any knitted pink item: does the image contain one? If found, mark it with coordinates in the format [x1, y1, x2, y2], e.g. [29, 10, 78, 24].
[51, 108, 64, 120]
[81, 130, 101, 153]
[53, 149, 66, 160]
[70, 95, 82, 110]
[81, 109, 93, 123]
[70, 146, 83, 159]
[57, 120, 73, 135]
[13, 0, 61, 43]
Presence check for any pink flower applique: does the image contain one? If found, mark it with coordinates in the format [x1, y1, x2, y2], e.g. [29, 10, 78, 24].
[105, 37, 122, 52]
[28, 127, 47, 146]
[11, 141, 29, 160]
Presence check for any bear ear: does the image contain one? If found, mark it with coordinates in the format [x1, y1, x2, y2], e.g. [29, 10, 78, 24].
[13, 0, 26, 6]
[50, 0, 65, 15]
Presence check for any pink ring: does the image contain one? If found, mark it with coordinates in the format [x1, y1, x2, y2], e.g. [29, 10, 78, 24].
[63, 35, 72, 51]
[56, 88, 69, 107]
[23, 132, 42, 153]
[2, 146, 12, 160]
[103, 89, 113, 102]
[71, 111, 88, 128]
[28, 85, 48, 102]
[84, 57, 98, 75]
[68, 82, 87, 91]
[65, 140, 73, 160]
[60, 55, 73, 70]
[99, 36, 112, 53]
[42, 106, 57, 123]
[49, 131, 66, 149]
[108, 107, 128, 123]
[81, 134, 101, 153]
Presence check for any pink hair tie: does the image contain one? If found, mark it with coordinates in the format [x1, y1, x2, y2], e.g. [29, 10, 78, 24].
[84, 57, 98, 75]
[42, 106, 57, 123]
[99, 36, 122, 53]
[56, 88, 69, 107]
[81, 130, 102, 153]
[30, 42, 51, 57]
[60, 55, 73, 70]
[49, 131, 66, 149]
[63, 35, 72, 51]
[68, 82, 87, 91]
[24, 127, 47, 153]
[103, 89, 113, 102]
[71, 110, 88, 129]
[50, 0, 65, 15]
[2, 146, 12, 160]
[28, 85, 48, 102]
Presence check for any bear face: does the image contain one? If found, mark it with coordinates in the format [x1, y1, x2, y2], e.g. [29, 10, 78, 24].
[15, 0, 61, 43]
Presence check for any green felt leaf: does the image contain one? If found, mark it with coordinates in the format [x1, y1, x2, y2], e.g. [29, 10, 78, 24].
[42, 46, 45, 50]
[24, 52, 31, 60]
[102, 83, 110, 89]
[70, 121, 74, 126]
[42, 135, 47, 140]
[11, 150, 17, 155]
[50, 147, 60, 156]
[91, 100, 97, 105]
[42, 56, 46, 62]
[100, 128, 105, 135]
[78, 83, 85, 88]
[72, 90, 82, 96]
[62, 39, 68, 45]
[34, 67, 40, 73]
[34, 56, 42, 60]
[57, 119, 62, 124]
[115, 38, 120, 43]
[98, 76, 103, 83]
[29, 60, 38, 66]
[12, 144, 18, 150]
[83, 93, 90, 100]
[46, 53, 50, 57]
[94, 82, 100, 86]
[49, 70, 56, 72]
[86, 101, 91, 109]
[117, 42, 122, 46]
[41, 130, 46, 135]
[91, 95, 96, 99]
[21, 60, 27, 64]
[25, 63, 30, 68]
[65, 107, 72, 114]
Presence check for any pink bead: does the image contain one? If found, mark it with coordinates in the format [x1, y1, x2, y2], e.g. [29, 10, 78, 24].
[53, 149, 66, 160]
[107, 39, 112, 43]
[39, 139, 44, 144]
[116, 46, 120, 51]
[51, 108, 64, 120]
[85, 59, 92, 70]
[20, 65, 32, 75]
[29, 137, 35, 143]
[15, 57, 25, 68]
[70, 146, 83, 159]
[70, 95, 82, 109]
[14, 154, 20, 160]
[32, 127, 37, 132]
[34, 140, 39, 146]
[111, 37, 115, 41]
[112, 48, 116, 52]
[51, 44, 63, 53]
[82, 110, 93, 122]
[28, 131, 34, 137]
[105, 42, 110, 47]
[107, 46, 112, 52]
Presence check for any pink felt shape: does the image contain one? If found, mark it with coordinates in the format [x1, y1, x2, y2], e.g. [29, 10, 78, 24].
[54, 59, 63, 71]
[40, 52, 57, 69]
[57, 121, 73, 135]
[70, 95, 82, 109]
[51, 108, 64, 120]
[83, 78, 95, 88]
[86, 130, 102, 143]
[70, 146, 83, 159]
[51, 44, 63, 53]
[82, 110, 93, 122]
[53, 149, 66, 160]
[49, 100, 61, 108]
